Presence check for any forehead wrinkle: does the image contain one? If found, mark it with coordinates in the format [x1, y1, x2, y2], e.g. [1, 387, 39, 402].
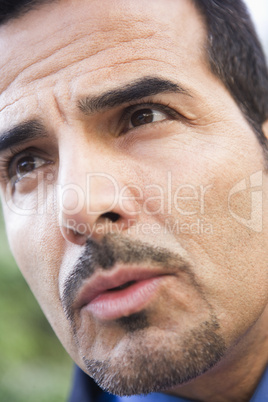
[0, 33, 97, 94]
[0, 21, 86, 81]
[0, 28, 164, 96]
[0, 0, 207, 98]
[0, 0, 208, 115]
[78, 56, 180, 80]
[2, 46, 179, 105]
[0, 4, 161, 93]
[0, 56, 178, 117]
[0, 97, 23, 114]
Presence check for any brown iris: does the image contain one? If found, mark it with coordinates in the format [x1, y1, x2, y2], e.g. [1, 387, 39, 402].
[130, 108, 154, 127]
[16, 156, 37, 176]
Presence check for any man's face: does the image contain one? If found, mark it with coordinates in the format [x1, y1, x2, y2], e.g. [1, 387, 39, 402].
[0, 0, 268, 396]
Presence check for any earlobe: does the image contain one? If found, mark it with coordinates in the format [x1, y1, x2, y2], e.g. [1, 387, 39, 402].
[262, 120, 268, 140]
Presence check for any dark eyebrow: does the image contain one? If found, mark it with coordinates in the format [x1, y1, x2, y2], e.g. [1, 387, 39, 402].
[78, 76, 192, 114]
[0, 120, 47, 153]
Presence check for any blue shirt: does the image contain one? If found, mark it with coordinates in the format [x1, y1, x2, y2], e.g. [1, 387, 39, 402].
[69, 364, 268, 402]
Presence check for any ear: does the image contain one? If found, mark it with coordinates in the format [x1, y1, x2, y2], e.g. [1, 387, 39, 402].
[262, 120, 268, 140]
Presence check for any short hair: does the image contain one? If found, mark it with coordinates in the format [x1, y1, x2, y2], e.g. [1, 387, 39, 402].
[193, 0, 268, 153]
[1, 0, 268, 152]
[0, 0, 55, 23]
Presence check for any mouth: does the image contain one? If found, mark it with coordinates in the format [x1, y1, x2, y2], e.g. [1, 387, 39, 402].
[75, 267, 172, 321]
[106, 280, 136, 291]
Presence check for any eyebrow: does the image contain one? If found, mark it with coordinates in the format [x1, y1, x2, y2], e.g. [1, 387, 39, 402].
[78, 76, 192, 114]
[0, 78, 190, 153]
[0, 120, 47, 153]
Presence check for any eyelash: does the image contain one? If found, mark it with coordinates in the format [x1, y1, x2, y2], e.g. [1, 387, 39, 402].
[0, 147, 51, 184]
[119, 100, 182, 133]
[0, 146, 23, 182]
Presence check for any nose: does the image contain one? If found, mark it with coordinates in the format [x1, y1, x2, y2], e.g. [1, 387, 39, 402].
[58, 146, 138, 245]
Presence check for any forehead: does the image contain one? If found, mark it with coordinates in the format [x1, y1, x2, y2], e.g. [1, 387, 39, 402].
[0, 0, 206, 116]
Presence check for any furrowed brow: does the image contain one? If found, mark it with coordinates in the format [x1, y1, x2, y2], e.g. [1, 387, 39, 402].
[78, 76, 191, 115]
[0, 120, 47, 153]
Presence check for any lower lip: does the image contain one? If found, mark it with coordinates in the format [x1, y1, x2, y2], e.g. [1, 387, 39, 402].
[85, 276, 165, 321]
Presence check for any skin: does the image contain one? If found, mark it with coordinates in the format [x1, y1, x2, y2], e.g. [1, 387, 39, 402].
[0, 0, 268, 400]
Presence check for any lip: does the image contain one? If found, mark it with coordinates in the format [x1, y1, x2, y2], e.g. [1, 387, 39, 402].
[75, 266, 172, 321]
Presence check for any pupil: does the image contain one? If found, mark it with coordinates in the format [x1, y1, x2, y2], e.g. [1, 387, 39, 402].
[131, 109, 153, 127]
[17, 156, 36, 175]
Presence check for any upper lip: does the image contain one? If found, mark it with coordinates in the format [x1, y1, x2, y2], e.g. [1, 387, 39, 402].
[74, 266, 172, 310]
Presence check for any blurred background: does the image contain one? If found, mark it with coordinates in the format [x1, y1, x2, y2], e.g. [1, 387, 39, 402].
[0, 1, 267, 401]
[245, 0, 268, 60]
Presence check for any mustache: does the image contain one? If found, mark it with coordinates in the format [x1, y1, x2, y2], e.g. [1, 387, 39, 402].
[62, 233, 191, 321]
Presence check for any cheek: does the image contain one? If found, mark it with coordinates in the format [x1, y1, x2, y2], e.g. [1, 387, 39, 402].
[183, 178, 268, 341]
[3, 206, 82, 361]
[4, 204, 63, 313]
[133, 131, 268, 333]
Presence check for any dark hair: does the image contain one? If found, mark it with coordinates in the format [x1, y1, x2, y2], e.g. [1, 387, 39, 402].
[1, 0, 268, 152]
[193, 0, 268, 153]
[0, 0, 55, 23]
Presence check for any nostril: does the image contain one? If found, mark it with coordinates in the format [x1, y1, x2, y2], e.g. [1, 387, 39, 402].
[101, 212, 121, 223]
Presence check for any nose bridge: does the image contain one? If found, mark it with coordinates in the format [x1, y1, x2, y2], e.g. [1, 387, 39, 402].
[57, 135, 138, 243]
[58, 137, 117, 210]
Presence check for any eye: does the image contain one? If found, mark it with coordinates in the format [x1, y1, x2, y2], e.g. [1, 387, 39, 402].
[9, 152, 51, 182]
[129, 108, 168, 129]
[119, 102, 181, 135]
